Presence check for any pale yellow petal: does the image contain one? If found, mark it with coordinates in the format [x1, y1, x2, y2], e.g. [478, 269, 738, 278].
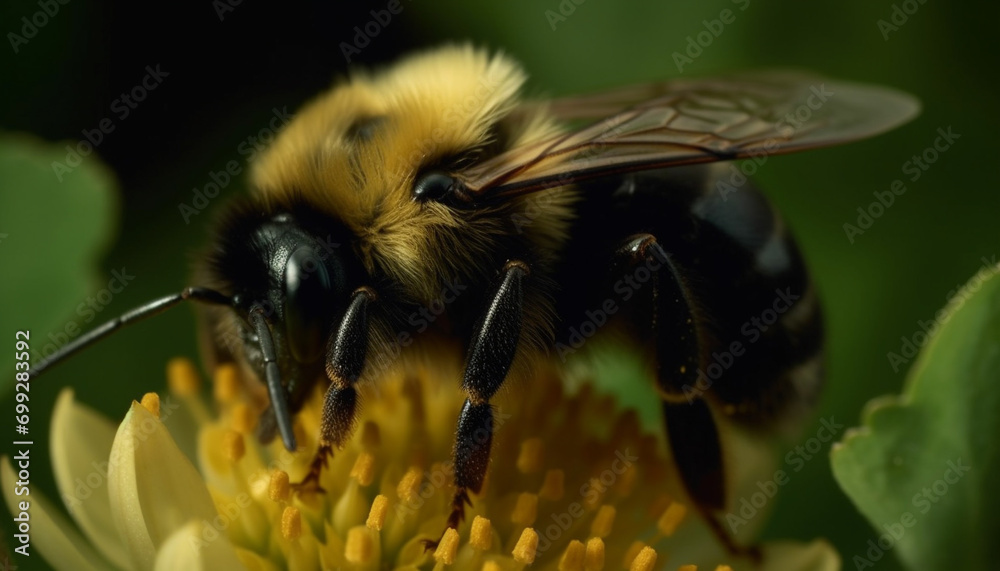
[152, 519, 246, 571]
[1, 456, 117, 571]
[50, 388, 132, 570]
[109, 401, 219, 570]
[759, 539, 841, 571]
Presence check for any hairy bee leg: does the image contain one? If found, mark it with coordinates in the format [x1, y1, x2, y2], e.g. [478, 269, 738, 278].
[615, 234, 752, 557]
[293, 287, 376, 494]
[422, 260, 528, 550]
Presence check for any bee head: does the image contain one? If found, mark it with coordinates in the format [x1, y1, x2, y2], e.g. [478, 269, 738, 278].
[206, 200, 361, 398]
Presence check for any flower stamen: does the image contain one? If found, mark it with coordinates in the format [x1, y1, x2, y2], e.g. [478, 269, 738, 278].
[558, 539, 586, 571]
[281, 505, 302, 541]
[269, 469, 291, 503]
[584, 537, 605, 571]
[434, 527, 460, 565]
[512, 528, 539, 565]
[470, 516, 493, 551]
[345, 525, 376, 565]
[590, 505, 616, 538]
[629, 546, 657, 571]
[366, 494, 388, 530]
[140, 392, 160, 418]
[656, 500, 688, 537]
[213, 363, 241, 404]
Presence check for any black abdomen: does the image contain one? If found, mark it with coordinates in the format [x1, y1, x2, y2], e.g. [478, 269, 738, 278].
[553, 164, 824, 428]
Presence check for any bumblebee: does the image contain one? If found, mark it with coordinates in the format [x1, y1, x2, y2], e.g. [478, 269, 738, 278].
[32, 45, 919, 551]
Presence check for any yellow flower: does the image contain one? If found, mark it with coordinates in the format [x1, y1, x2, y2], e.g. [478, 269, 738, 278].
[3, 357, 840, 570]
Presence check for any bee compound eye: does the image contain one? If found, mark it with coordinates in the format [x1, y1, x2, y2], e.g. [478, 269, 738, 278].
[284, 246, 334, 363]
[412, 171, 456, 202]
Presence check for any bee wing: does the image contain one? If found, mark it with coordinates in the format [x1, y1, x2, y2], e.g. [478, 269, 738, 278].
[457, 71, 919, 200]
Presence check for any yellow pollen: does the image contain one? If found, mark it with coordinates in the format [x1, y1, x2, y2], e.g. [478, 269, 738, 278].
[366, 494, 388, 530]
[345, 526, 375, 564]
[630, 547, 657, 571]
[482, 561, 502, 571]
[223, 430, 245, 462]
[281, 506, 301, 540]
[268, 470, 290, 503]
[623, 541, 647, 569]
[361, 420, 381, 450]
[559, 539, 586, 571]
[470, 516, 493, 550]
[213, 364, 240, 403]
[511, 492, 539, 526]
[350, 452, 375, 486]
[657, 501, 688, 536]
[433, 527, 460, 564]
[230, 402, 256, 434]
[517, 437, 544, 473]
[167, 357, 200, 396]
[589, 505, 616, 538]
[397, 466, 423, 502]
[584, 537, 605, 571]
[539, 469, 565, 501]
[512, 528, 539, 565]
[140, 393, 160, 418]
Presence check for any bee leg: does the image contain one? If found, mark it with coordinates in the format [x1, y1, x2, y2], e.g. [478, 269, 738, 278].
[614, 234, 753, 558]
[422, 260, 529, 550]
[663, 398, 759, 559]
[293, 287, 376, 494]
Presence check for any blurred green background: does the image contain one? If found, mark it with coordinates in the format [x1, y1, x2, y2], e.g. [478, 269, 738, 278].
[1, 0, 996, 569]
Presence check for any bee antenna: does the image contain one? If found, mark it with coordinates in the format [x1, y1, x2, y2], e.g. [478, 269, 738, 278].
[29, 286, 232, 380]
[249, 305, 297, 452]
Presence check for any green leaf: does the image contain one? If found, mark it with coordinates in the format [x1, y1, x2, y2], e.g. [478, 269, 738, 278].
[0, 133, 118, 391]
[831, 262, 1000, 570]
